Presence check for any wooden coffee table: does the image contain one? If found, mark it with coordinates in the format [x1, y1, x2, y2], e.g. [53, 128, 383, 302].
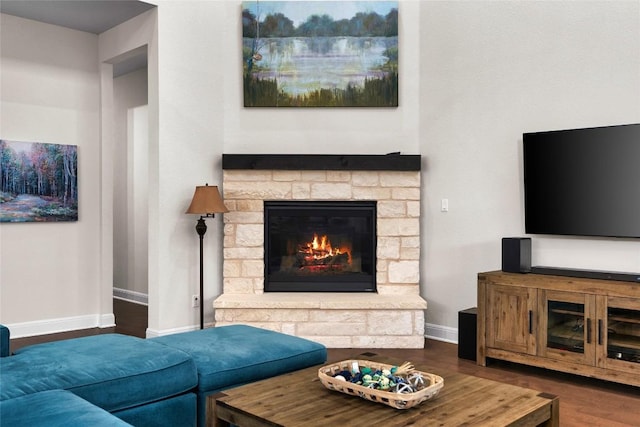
[209, 355, 559, 426]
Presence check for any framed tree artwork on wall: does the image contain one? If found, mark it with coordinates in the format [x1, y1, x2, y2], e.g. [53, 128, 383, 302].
[242, 1, 398, 107]
[0, 140, 78, 223]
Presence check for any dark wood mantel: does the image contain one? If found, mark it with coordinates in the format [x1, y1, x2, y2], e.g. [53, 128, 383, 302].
[222, 154, 421, 171]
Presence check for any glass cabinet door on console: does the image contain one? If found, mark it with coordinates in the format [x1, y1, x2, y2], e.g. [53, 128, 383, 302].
[600, 296, 640, 374]
[539, 290, 596, 365]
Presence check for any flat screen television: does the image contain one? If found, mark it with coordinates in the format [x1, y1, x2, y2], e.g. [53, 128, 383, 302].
[523, 123, 640, 238]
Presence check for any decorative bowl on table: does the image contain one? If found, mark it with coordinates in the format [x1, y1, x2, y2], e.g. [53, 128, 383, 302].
[318, 359, 444, 410]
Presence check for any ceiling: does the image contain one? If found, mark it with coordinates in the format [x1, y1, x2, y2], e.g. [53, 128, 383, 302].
[0, 0, 156, 34]
[0, 1, 156, 76]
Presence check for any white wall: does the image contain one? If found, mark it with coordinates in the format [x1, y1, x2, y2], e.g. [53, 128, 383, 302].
[129, 105, 150, 298]
[420, 1, 640, 340]
[113, 69, 148, 297]
[223, 3, 421, 153]
[102, 2, 234, 333]
[152, 0, 229, 333]
[98, 9, 160, 333]
[1, 1, 638, 341]
[0, 14, 108, 335]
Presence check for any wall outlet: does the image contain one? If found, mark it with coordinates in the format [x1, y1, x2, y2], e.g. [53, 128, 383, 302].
[191, 294, 199, 308]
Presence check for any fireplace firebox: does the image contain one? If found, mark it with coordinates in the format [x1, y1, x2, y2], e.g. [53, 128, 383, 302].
[264, 201, 376, 292]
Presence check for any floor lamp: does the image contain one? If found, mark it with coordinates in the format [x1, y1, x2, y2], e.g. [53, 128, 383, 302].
[186, 184, 228, 329]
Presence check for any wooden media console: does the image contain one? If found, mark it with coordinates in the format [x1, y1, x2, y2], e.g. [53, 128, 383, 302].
[477, 271, 640, 387]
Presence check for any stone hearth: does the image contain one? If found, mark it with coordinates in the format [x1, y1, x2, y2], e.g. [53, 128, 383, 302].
[214, 154, 427, 348]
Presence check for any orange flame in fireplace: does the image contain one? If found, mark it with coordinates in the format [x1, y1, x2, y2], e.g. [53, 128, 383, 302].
[302, 233, 351, 264]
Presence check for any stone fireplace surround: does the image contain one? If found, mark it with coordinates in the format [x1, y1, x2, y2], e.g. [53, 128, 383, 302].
[214, 154, 427, 348]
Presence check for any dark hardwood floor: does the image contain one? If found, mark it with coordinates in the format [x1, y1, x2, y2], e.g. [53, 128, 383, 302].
[10, 298, 146, 352]
[9, 300, 640, 426]
[113, 297, 147, 338]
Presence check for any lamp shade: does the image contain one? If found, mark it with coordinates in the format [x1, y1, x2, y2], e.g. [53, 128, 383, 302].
[186, 184, 229, 215]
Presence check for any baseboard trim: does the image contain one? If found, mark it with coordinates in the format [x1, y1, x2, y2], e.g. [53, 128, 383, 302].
[113, 287, 148, 305]
[101, 313, 116, 328]
[425, 322, 458, 344]
[6, 314, 115, 339]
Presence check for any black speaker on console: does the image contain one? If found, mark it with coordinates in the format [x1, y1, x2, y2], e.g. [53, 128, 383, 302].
[502, 237, 531, 273]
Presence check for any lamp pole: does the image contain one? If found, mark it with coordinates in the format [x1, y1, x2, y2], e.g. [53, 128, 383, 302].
[195, 216, 208, 329]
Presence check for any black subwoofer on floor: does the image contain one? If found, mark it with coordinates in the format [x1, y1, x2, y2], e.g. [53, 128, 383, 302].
[458, 307, 477, 361]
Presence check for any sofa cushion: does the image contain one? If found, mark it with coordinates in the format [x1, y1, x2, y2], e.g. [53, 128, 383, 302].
[152, 324, 327, 393]
[0, 389, 132, 426]
[0, 324, 9, 357]
[0, 334, 198, 412]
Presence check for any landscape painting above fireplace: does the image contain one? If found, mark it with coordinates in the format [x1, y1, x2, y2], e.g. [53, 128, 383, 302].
[264, 201, 376, 292]
[242, 1, 399, 107]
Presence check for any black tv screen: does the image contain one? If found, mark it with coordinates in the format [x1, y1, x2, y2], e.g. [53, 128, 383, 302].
[523, 123, 640, 238]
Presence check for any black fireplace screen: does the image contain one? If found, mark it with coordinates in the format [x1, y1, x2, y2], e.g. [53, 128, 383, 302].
[264, 201, 376, 292]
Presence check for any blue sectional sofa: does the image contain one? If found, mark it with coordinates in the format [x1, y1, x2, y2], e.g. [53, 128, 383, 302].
[0, 324, 327, 427]
[1, 390, 134, 426]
